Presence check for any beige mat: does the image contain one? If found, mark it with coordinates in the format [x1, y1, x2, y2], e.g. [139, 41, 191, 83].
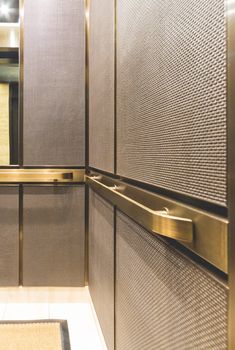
[0, 320, 70, 350]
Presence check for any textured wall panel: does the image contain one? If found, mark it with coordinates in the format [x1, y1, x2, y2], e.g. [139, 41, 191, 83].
[116, 211, 228, 350]
[89, 0, 115, 172]
[117, 0, 227, 205]
[23, 186, 85, 286]
[89, 190, 114, 350]
[24, 0, 85, 166]
[0, 187, 19, 286]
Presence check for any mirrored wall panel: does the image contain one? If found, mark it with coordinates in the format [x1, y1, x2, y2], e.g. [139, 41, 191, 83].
[0, 0, 19, 165]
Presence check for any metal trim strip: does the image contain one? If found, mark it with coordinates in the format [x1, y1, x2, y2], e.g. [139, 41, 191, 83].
[227, 0, 235, 348]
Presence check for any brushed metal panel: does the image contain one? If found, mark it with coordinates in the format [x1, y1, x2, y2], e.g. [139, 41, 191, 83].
[0, 187, 19, 286]
[116, 211, 228, 350]
[89, 0, 115, 172]
[23, 0, 85, 166]
[117, 0, 227, 206]
[89, 190, 114, 350]
[23, 186, 85, 286]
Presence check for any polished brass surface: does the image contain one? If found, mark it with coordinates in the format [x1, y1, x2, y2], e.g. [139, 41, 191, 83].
[0, 24, 19, 48]
[0, 169, 85, 183]
[227, 0, 235, 348]
[87, 176, 192, 243]
[86, 172, 228, 272]
[87, 174, 193, 242]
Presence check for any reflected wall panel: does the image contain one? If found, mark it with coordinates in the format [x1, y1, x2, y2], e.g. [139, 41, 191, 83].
[89, 190, 114, 350]
[89, 0, 115, 172]
[116, 0, 227, 206]
[0, 187, 19, 286]
[24, 0, 85, 166]
[116, 211, 228, 350]
[23, 186, 85, 286]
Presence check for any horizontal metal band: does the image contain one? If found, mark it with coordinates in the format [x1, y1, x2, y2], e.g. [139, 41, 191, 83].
[0, 169, 85, 183]
[86, 172, 228, 273]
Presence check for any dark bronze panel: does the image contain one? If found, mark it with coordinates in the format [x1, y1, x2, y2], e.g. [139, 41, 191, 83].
[89, 0, 115, 172]
[23, 186, 85, 286]
[116, 211, 228, 350]
[23, 0, 85, 166]
[0, 187, 19, 286]
[89, 190, 114, 350]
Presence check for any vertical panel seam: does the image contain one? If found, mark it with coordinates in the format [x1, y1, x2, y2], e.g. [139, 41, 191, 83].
[19, 184, 23, 286]
[114, 0, 117, 175]
[19, 0, 24, 167]
[114, 206, 117, 350]
[85, 0, 90, 170]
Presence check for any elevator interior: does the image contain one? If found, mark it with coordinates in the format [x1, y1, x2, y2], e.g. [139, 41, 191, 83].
[0, 0, 234, 349]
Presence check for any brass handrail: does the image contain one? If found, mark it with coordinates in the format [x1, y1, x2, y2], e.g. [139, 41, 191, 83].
[0, 169, 85, 183]
[86, 175, 193, 243]
[86, 172, 228, 273]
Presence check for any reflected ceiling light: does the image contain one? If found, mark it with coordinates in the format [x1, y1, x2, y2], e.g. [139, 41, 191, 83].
[0, 4, 10, 17]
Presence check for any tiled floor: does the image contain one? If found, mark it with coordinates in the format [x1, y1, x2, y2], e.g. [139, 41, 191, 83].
[0, 287, 107, 350]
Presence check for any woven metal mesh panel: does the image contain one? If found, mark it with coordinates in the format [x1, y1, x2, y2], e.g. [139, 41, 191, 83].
[89, 0, 115, 172]
[0, 187, 19, 286]
[117, 0, 227, 205]
[116, 211, 228, 350]
[89, 190, 114, 350]
[23, 186, 85, 287]
[24, 0, 85, 166]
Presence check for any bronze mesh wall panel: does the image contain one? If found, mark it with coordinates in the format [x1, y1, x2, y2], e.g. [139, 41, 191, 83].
[89, 190, 114, 350]
[116, 211, 228, 350]
[0, 187, 19, 286]
[23, 186, 85, 286]
[89, 0, 115, 172]
[24, 0, 85, 166]
[116, 0, 227, 206]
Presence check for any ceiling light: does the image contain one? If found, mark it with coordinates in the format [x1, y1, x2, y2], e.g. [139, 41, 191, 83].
[0, 4, 10, 17]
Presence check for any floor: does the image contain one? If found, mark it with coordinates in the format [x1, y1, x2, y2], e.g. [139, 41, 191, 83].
[0, 287, 107, 350]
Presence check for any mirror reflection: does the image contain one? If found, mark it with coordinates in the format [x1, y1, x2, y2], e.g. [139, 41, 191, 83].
[0, 0, 19, 165]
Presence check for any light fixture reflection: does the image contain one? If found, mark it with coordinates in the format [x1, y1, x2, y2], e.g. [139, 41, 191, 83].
[0, 4, 10, 17]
